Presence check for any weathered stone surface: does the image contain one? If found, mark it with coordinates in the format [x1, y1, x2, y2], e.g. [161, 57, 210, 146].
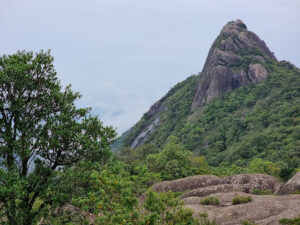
[215, 49, 241, 66]
[150, 173, 283, 196]
[248, 63, 268, 83]
[151, 175, 221, 192]
[179, 184, 246, 199]
[239, 69, 251, 86]
[191, 19, 277, 111]
[145, 173, 299, 224]
[221, 174, 283, 193]
[184, 192, 300, 225]
[179, 174, 283, 199]
[277, 171, 300, 195]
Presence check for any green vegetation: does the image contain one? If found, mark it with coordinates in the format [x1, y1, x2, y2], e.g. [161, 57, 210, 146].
[119, 52, 300, 176]
[199, 212, 209, 218]
[199, 213, 217, 225]
[0, 51, 116, 224]
[0, 51, 199, 225]
[232, 196, 253, 205]
[279, 215, 300, 225]
[121, 75, 198, 149]
[200, 196, 220, 206]
[240, 220, 258, 225]
[251, 189, 273, 195]
[117, 136, 211, 181]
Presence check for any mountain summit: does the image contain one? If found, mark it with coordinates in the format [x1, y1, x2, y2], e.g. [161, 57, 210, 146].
[191, 19, 276, 110]
[116, 20, 299, 168]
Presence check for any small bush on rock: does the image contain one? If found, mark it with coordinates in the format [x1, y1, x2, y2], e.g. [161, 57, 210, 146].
[200, 196, 220, 206]
[279, 214, 300, 224]
[232, 196, 252, 205]
[241, 219, 258, 225]
[251, 189, 272, 195]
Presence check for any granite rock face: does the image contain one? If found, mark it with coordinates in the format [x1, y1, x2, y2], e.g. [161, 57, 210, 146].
[151, 175, 221, 192]
[184, 192, 300, 225]
[191, 19, 276, 110]
[277, 171, 300, 195]
[146, 172, 300, 224]
[149, 173, 283, 198]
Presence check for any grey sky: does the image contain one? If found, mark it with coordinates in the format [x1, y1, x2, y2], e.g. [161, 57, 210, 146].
[1, 0, 299, 135]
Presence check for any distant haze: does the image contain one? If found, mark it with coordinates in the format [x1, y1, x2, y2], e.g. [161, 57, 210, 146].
[1, 0, 299, 135]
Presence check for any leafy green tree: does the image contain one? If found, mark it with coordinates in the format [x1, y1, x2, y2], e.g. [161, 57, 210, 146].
[45, 161, 194, 225]
[0, 51, 116, 224]
[146, 136, 195, 180]
[249, 158, 280, 177]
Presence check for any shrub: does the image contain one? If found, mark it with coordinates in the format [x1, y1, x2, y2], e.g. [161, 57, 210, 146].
[200, 196, 220, 206]
[251, 189, 273, 195]
[241, 220, 258, 225]
[199, 212, 208, 218]
[279, 214, 300, 224]
[291, 190, 300, 194]
[232, 196, 252, 205]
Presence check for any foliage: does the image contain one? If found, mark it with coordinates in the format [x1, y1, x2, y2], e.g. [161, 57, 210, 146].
[198, 212, 217, 225]
[116, 144, 160, 167]
[279, 167, 295, 181]
[279, 214, 300, 225]
[232, 196, 253, 205]
[249, 158, 280, 178]
[119, 56, 300, 170]
[43, 160, 198, 225]
[251, 189, 272, 195]
[143, 191, 199, 225]
[200, 196, 220, 206]
[121, 75, 198, 148]
[145, 136, 197, 180]
[0, 51, 116, 224]
[240, 220, 258, 225]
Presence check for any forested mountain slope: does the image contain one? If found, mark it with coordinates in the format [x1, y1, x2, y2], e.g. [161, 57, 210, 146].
[117, 20, 300, 168]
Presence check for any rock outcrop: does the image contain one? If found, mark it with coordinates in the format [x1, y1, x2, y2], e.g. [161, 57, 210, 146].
[146, 173, 300, 224]
[151, 175, 221, 192]
[150, 173, 284, 197]
[191, 19, 277, 110]
[277, 171, 300, 195]
[221, 174, 283, 193]
[184, 192, 300, 225]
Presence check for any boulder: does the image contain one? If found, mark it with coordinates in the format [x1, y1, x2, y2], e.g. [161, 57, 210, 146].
[179, 184, 246, 199]
[277, 171, 300, 195]
[151, 175, 221, 192]
[221, 173, 283, 193]
[248, 63, 268, 83]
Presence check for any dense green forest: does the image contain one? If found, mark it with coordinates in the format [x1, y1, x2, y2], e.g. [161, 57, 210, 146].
[118, 56, 300, 173]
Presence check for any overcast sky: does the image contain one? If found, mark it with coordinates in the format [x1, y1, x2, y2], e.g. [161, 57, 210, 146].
[1, 0, 299, 135]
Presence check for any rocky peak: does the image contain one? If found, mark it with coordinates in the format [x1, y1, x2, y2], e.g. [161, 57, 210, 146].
[191, 19, 277, 111]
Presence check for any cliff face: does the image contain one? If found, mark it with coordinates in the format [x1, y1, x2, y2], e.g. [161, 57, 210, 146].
[191, 19, 276, 110]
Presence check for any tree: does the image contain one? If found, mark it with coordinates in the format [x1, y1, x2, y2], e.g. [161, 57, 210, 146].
[146, 136, 194, 180]
[0, 50, 116, 224]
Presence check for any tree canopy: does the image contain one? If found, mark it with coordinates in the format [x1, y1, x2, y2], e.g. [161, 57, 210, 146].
[0, 50, 116, 224]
